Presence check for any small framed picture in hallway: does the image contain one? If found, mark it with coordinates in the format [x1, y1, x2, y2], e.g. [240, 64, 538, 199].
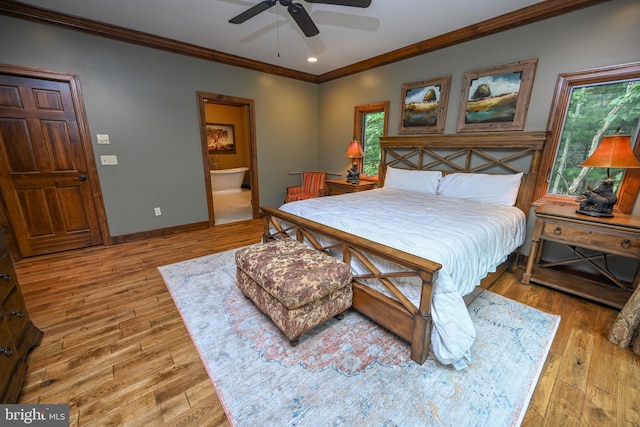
[206, 123, 236, 153]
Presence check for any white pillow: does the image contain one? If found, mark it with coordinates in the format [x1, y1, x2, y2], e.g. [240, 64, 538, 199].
[383, 167, 442, 194]
[437, 172, 523, 206]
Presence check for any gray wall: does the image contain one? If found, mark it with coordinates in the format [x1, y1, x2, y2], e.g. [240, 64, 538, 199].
[0, 16, 319, 236]
[317, 0, 640, 185]
[1, 0, 638, 242]
[315, 0, 639, 263]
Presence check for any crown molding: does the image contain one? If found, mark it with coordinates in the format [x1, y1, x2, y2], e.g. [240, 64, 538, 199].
[317, 0, 609, 82]
[0, 0, 609, 84]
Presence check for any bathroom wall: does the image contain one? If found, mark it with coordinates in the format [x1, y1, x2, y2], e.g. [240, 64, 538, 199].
[205, 103, 251, 188]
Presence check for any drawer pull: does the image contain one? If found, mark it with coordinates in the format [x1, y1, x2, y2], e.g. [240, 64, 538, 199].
[0, 273, 10, 281]
[0, 347, 13, 357]
[11, 310, 24, 318]
[553, 227, 562, 235]
[621, 239, 631, 249]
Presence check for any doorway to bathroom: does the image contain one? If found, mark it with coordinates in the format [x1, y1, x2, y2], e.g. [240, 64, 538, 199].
[197, 92, 259, 225]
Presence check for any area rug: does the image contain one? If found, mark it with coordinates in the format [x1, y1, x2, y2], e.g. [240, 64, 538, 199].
[158, 247, 560, 427]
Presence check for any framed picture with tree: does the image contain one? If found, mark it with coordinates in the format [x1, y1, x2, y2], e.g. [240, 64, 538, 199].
[206, 123, 236, 153]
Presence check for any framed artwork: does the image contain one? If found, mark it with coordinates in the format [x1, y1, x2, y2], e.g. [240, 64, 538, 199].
[398, 76, 451, 134]
[206, 123, 236, 153]
[457, 58, 538, 132]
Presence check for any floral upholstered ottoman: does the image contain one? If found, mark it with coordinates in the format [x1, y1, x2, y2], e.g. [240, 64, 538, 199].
[235, 239, 353, 344]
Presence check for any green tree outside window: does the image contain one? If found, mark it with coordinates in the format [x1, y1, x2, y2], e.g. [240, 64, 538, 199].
[548, 79, 640, 197]
[362, 111, 384, 176]
[354, 102, 389, 179]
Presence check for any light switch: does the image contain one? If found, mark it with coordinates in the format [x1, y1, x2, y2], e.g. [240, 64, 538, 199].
[100, 155, 118, 165]
[97, 134, 110, 144]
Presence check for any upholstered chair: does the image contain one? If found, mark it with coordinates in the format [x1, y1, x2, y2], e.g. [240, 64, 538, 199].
[284, 171, 327, 203]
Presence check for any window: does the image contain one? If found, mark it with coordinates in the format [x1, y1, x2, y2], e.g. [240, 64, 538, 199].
[354, 102, 389, 178]
[535, 63, 640, 213]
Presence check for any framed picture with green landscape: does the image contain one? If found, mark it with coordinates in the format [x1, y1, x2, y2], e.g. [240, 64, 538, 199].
[457, 59, 537, 132]
[398, 76, 451, 134]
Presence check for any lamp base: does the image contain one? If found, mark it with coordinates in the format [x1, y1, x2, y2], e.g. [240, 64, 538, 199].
[346, 162, 361, 185]
[576, 209, 614, 218]
[575, 177, 617, 219]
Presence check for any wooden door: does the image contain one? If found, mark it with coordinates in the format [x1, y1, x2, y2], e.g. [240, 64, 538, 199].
[0, 71, 103, 257]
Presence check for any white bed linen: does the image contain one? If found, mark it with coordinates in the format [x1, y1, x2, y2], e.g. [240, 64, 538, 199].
[279, 187, 526, 365]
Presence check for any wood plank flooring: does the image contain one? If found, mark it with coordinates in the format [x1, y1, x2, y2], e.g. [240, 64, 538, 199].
[12, 219, 639, 426]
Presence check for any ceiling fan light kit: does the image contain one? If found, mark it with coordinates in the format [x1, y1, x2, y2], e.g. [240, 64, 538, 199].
[229, 0, 372, 37]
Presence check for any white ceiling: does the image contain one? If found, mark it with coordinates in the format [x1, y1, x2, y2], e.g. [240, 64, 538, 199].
[16, 0, 545, 75]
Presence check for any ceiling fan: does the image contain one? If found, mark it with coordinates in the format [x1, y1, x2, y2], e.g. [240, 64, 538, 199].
[229, 0, 372, 37]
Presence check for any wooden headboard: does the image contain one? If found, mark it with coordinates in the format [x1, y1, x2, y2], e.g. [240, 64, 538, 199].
[378, 131, 548, 214]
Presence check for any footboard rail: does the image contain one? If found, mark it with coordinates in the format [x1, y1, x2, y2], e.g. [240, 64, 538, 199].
[261, 205, 442, 364]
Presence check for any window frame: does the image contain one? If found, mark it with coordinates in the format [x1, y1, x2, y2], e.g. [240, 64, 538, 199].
[534, 62, 640, 214]
[353, 101, 390, 180]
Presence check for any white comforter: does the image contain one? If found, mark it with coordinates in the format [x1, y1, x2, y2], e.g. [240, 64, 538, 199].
[279, 188, 526, 365]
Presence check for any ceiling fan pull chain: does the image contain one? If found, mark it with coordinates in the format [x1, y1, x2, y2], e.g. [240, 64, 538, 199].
[276, 2, 281, 57]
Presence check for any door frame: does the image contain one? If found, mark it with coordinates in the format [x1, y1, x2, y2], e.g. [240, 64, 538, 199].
[196, 92, 259, 225]
[0, 63, 110, 259]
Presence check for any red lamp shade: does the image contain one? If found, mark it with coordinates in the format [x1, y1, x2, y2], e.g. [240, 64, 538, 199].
[345, 140, 364, 158]
[579, 132, 640, 169]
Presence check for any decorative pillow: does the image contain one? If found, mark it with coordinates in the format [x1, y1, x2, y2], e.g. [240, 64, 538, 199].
[383, 167, 442, 194]
[437, 172, 524, 206]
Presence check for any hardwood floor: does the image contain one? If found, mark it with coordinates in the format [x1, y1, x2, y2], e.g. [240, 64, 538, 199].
[12, 219, 639, 426]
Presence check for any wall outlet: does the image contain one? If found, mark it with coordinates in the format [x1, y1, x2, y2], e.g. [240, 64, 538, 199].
[100, 155, 118, 165]
[96, 134, 110, 144]
[154, 207, 162, 216]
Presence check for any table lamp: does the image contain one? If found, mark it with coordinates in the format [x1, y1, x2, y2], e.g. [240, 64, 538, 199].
[576, 129, 640, 217]
[345, 139, 364, 184]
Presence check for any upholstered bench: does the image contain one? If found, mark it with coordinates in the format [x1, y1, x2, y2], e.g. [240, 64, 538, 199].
[235, 239, 353, 344]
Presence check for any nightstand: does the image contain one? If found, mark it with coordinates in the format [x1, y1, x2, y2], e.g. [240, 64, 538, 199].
[325, 179, 377, 196]
[522, 205, 640, 309]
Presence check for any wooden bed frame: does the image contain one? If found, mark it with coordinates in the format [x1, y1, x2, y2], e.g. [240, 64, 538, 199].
[261, 131, 548, 364]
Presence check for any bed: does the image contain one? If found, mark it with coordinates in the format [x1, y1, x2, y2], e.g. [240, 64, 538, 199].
[261, 131, 548, 365]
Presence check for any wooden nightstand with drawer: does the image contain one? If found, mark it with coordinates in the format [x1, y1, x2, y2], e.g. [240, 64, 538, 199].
[522, 205, 640, 309]
[324, 179, 377, 196]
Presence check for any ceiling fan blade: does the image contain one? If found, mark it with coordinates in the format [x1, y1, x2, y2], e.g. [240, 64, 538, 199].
[229, 0, 277, 24]
[304, 0, 371, 7]
[287, 3, 319, 37]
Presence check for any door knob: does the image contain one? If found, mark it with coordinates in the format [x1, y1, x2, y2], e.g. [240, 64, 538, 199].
[75, 175, 88, 181]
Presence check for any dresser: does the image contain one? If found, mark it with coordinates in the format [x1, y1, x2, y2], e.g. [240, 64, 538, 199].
[325, 179, 377, 196]
[0, 230, 42, 403]
[522, 205, 640, 309]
